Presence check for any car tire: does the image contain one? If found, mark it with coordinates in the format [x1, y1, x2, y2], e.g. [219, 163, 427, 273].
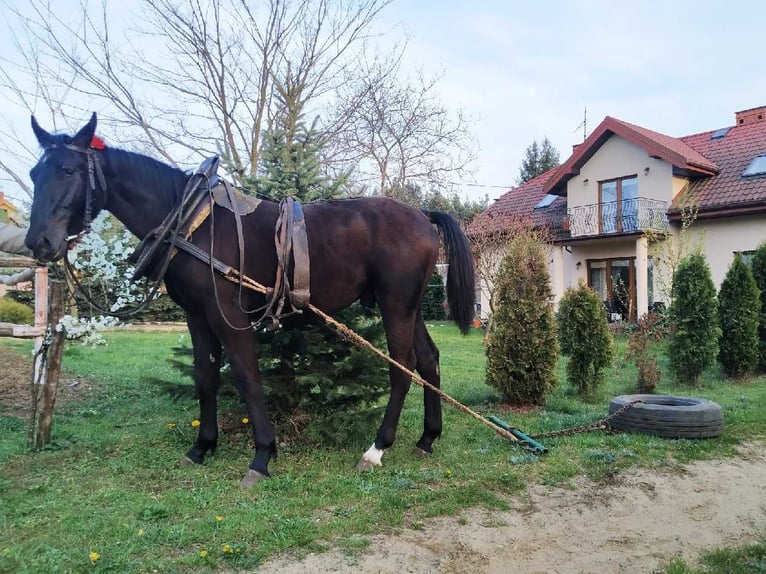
[608, 394, 724, 439]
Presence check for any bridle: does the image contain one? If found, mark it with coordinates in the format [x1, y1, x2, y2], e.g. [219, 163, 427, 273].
[45, 137, 108, 242]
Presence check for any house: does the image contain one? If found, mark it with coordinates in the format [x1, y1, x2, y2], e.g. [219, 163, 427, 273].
[470, 105, 766, 321]
[0, 191, 22, 225]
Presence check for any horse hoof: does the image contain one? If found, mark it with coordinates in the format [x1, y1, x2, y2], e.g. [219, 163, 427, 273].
[355, 458, 381, 471]
[412, 447, 432, 458]
[179, 455, 200, 468]
[240, 469, 268, 488]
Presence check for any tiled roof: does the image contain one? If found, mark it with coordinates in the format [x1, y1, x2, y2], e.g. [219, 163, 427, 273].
[467, 167, 564, 236]
[676, 120, 766, 213]
[474, 107, 766, 229]
[544, 116, 719, 195]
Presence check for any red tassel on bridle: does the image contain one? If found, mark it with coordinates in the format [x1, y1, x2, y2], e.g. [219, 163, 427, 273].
[90, 135, 106, 150]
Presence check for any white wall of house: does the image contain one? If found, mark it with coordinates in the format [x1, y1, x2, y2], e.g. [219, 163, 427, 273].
[686, 215, 766, 288]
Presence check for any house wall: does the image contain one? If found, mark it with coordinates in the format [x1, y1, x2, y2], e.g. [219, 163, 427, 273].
[686, 214, 766, 287]
[566, 135, 674, 210]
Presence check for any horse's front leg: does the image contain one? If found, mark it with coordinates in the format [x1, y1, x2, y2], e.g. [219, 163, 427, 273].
[180, 313, 222, 466]
[214, 327, 277, 487]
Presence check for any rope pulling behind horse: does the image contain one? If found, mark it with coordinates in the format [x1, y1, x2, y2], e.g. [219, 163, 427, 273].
[170, 234, 521, 445]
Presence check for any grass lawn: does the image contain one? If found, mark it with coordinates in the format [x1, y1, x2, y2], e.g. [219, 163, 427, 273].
[1, 322, 765, 573]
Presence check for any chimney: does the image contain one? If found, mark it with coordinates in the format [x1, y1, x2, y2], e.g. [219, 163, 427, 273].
[572, 143, 581, 153]
[735, 106, 766, 126]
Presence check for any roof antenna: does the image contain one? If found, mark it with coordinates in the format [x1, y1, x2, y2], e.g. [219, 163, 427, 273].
[573, 106, 587, 141]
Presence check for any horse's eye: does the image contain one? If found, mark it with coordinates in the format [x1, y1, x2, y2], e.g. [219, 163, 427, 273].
[64, 166, 75, 176]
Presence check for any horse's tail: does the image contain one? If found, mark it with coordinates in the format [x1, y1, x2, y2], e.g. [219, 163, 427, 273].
[423, 210, 476, 335]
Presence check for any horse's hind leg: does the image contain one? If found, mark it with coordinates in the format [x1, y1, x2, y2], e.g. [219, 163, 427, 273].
[181, 313, 223, 466]
[413, 315, 441, 456]
[357, 306, 416, 470]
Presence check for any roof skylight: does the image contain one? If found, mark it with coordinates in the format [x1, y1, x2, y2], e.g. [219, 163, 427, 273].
[710, 127, 731, 140]
[743, 154, 766, 177]
[534, 194, 558, 210]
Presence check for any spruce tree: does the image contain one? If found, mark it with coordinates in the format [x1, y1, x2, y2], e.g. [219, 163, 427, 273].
[556, 282, 614, 395]
[517, 137, 560, 184]
[718, 253, 760, 377]
[243, 84, 387, 429]
[749, 242, 766, 369]
[667, 253, 720, 384]
[486, 230, 558, 405]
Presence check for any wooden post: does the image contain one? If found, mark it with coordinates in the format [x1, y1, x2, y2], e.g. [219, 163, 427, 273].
[27, 267, 49, 449]
[35, 280, 66, 449]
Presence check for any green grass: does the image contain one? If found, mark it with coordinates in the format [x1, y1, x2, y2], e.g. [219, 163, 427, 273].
[665, 538, 766, 573]
[1, 323, 765, 573]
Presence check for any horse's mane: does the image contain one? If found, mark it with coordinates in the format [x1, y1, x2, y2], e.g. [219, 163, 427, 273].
[105, 146, 189, 204]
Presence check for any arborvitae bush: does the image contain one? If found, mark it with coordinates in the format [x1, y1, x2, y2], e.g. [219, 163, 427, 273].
[485, 230, 558, 405]
[556, 281, 614, 395]
[421, 270, 446, 320]
[667, 253, 720, 384]
[749, 241, 766, 370]
[0, 297, 35, 324]
[718, 253, 760, 377]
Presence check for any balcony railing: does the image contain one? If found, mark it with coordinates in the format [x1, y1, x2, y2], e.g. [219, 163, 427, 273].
[566, 198, 668, 238]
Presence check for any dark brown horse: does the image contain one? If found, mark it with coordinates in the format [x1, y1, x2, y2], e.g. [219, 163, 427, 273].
[25, 113, 475, 486]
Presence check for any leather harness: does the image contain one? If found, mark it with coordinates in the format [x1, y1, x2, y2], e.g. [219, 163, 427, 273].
[129, 156, 312, 325]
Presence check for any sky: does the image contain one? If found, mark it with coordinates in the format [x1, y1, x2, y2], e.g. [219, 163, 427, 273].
[377, 0, 766, 201]
[2, 0, 766, 205]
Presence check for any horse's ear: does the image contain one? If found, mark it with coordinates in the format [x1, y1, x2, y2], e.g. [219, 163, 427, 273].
[31, 116, 55, 149]
[71, 113, 98, 148]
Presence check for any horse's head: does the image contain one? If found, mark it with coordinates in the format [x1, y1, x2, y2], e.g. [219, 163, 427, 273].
[26, 113, 105, 262]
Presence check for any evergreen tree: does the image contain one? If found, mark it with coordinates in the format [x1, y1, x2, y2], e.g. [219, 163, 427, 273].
[517, 137, 560, 185]
[556, 281, 614, 395]
[749, 242, 766, 369]
[486, 230, 558, 405]
[667, 253, 720, 384]
[718, 253, 760, 377]
[242, 81, 388, 429]
[421, 270, 446, 320]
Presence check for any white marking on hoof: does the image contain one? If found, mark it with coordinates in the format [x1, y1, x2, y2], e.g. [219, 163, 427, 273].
[356, 443, 384, 471]
[240, 469, 268, 487]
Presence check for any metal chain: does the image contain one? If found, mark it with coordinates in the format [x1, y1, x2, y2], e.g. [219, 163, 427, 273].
[530, 400, 642, 439]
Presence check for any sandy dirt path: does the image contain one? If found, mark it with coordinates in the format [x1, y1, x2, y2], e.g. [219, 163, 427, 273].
[256, 443, 766, 574]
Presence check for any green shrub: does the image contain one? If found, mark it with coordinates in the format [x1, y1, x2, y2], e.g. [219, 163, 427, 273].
[556, 281, 614, 395]
[667, 253, 720, 384]
[718, 253, 760, 377]
[421, 270, 446, 320]
[0, 297, 35, 325]
[486, 230, 558, 405]
[749, 241, 766, 370]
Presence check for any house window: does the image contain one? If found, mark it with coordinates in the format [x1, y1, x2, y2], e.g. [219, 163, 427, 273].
[743, 154, 766, 177]
[599, 175, 638, 234]
[735, 250, 756, 264]
[534, 194, 558, 210]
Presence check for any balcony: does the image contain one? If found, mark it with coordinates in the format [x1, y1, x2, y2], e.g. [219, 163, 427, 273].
[566, 198, 668, 238]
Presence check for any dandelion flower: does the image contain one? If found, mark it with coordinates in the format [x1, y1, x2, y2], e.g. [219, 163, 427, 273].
[222, 543, 233, 554]
[166, 423, 176, 429]
[137, 528, 144, 536]
[241, 417, 249, 424]
[191, 419, 201, 427]
[89, 551, 101, 564]
[199, 550, 208, 558]
[445, 468, 452, 477]
[215, 515, 223, 522]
